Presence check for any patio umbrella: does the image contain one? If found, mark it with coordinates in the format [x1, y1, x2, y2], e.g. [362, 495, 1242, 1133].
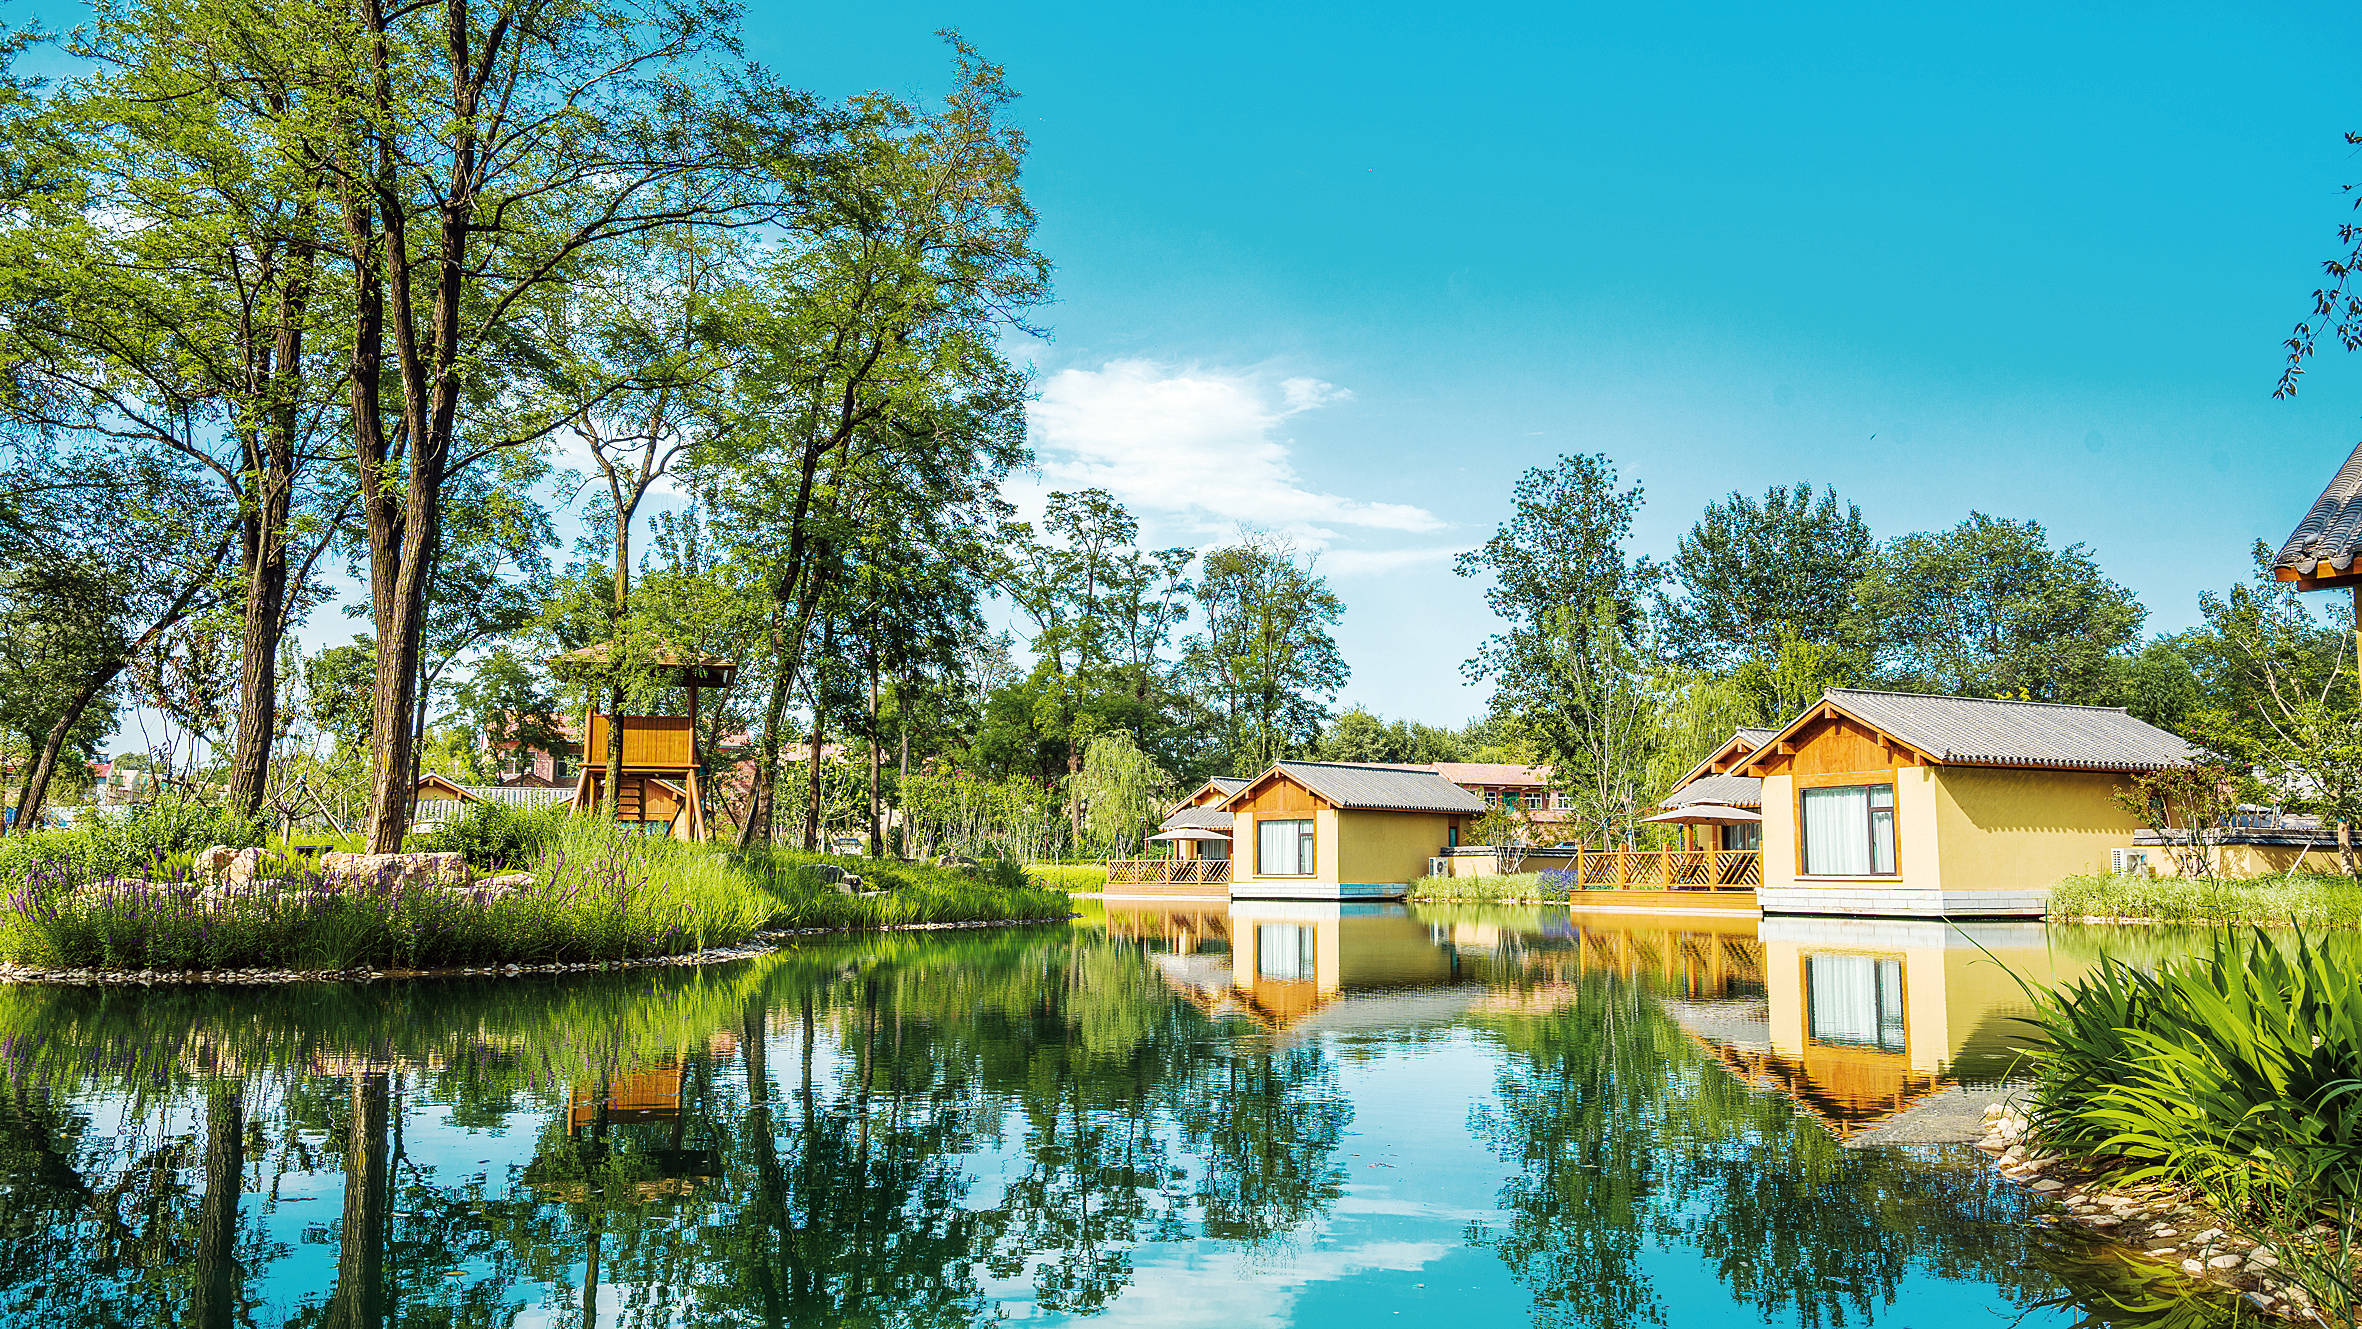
[1146, 827, 1232, 842]
[1640, 803, 1760, 825]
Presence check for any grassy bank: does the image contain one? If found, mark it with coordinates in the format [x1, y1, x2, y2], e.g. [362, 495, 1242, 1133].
[2021, 927, 2362, 1319]
[1408, 872, 1562, 903]
[1023, 862, 1108, 892]
[2050, 871, 2362, 926]
[0, 807, 1069, 974]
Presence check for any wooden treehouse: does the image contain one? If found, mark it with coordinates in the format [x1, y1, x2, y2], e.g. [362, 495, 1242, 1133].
[551, 644, 735, 842]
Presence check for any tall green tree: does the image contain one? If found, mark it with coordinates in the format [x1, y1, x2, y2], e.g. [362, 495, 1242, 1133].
[1312, 708, 1469, 765]
[997, 489, 1193, 794]
[1663, 482, 1870, 670]
[1457, 453, 1663, 838]
[1851, 513, 2143, 702]
[0, 1, 352, 817]
[1184, 531, 1348, 775]
[699, 44, 1047, 848]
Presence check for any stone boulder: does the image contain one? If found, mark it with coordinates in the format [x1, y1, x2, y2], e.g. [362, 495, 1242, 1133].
[317, 850, 471, 888]
[191, 846, 238, 883]
[224, 847, 272, 890]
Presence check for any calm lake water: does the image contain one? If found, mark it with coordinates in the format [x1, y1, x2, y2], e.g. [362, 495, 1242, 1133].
[0, 901, 2292, 1328]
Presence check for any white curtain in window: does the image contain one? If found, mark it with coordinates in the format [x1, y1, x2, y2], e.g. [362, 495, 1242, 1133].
[1802, 786, 1871, 875]
[1807, 955, 1880, 1044]
[1257, 924, 1314, 981]
[1258, 819, 1292, 874]
[1806, 955, 1906, 1050]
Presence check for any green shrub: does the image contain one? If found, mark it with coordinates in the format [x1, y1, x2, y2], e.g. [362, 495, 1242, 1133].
[1022, 862, 1106, 892]
[0, 798, 271, 882]
[1409, 873, 1559, 902]
[2021, 927, 2362, 1316]
[408, 801, 565, 870]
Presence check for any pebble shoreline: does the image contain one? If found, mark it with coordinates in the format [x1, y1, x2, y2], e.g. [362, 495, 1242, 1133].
[1977, 1104, 2341, 1321]
[0, 914, 1079, 987]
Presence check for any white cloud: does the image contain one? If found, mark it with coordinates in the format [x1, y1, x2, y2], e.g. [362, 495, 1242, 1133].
[1027, 359, 1443, 541]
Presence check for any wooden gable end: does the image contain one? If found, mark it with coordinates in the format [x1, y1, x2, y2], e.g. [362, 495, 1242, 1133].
[1744, 704, 1928, 777]
[413, 774, 478, 802]
[1231, 771, 1331, 816]
[1706, 741, 1757, 776]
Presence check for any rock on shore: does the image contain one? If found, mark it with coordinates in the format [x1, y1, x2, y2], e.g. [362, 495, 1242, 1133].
[1975, 1103, 2328, 1321]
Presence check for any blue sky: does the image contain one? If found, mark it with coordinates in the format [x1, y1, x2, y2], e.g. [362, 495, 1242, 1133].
[39, 0, 2362, 743]
[746, 1, 2362, 724]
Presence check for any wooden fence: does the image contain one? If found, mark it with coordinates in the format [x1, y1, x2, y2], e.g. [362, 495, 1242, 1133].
[1105, 858, 1232, 887]
[1564, 848, 1759, 891]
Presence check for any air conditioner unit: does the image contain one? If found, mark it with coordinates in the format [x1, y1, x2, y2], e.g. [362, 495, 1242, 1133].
[2109, 848, 2149, 877]
[1427, 857, 1449, 878]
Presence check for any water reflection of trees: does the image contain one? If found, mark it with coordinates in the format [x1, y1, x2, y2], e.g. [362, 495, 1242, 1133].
[0, 928, 1351, 1326]
[1468, 970, 2238, 1329]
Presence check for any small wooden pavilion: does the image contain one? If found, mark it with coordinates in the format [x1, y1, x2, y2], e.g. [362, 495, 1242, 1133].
[2275, 440, 2362, 603]
[549, 643, 735, 842]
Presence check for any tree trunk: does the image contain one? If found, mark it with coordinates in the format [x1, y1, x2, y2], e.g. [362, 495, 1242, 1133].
[224, 219, 318, 817]
[803, 709, 825, 853]
[191, 1082, 245, 1329]
[224, 497, 291, 817]
[322, 1072, 389, 1329]
[867, 656, 882, 858]
[602, 681, 625, 821]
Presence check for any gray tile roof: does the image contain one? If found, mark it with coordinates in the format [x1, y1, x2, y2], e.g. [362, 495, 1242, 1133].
[1820, 689, 2198, 772]
[1161, 805, 1234, 832]
[1663, 771, 1763, 809]
[1260, 761, 1488, 813]
[2275, 440, 2362, 583]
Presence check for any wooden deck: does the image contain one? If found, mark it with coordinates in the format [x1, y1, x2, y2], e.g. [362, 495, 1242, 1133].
[1104, 857, 1231, 899]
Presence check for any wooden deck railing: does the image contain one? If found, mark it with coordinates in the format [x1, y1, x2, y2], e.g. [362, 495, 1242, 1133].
[1105, 857, 1232, 886]
[1567, 848, 1758, 891]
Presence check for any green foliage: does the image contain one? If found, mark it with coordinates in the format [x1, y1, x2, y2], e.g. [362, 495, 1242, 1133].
[407, 801, 567, 871]
[1408, 872, 1559, 903]
[730, 846, 1068, 930]
[1852, 512, 2145, 702]
[1458, 454, 1664, 841]
[2049, 872, 2362, 927]
[2020, 928, 2362, 1317]
[1024, 862, 1108, 891]
[0, 798, 269, 881]
[1663, 482, 1871, 671]
[1312, 707, 1469, 765]
[1183, 531, 1349, 773]
[1068, 730, 1175, 858]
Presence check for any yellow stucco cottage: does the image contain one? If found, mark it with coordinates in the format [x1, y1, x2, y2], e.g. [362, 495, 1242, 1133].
[1225, 760, 1485, 901]
[1735, 689, 2197, 918]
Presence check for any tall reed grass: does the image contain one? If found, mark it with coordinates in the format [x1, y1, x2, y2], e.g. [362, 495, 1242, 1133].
[2050, 872, 2362, 927]
[1409, 873, 1561, 902]
[0, 815, 1071, 974]
[2021, 927, 2362, 1317]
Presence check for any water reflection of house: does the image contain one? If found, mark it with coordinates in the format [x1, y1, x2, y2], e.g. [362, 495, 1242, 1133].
[1694, 917, 2086, 1140]
[526, 1058, 723, 1202]
[1124, 900, 1479, 1037]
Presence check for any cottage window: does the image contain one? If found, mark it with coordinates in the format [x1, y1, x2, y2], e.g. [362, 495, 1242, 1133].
[1256, 818, 1316, 875]
[1800, 783, 1896, 876]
